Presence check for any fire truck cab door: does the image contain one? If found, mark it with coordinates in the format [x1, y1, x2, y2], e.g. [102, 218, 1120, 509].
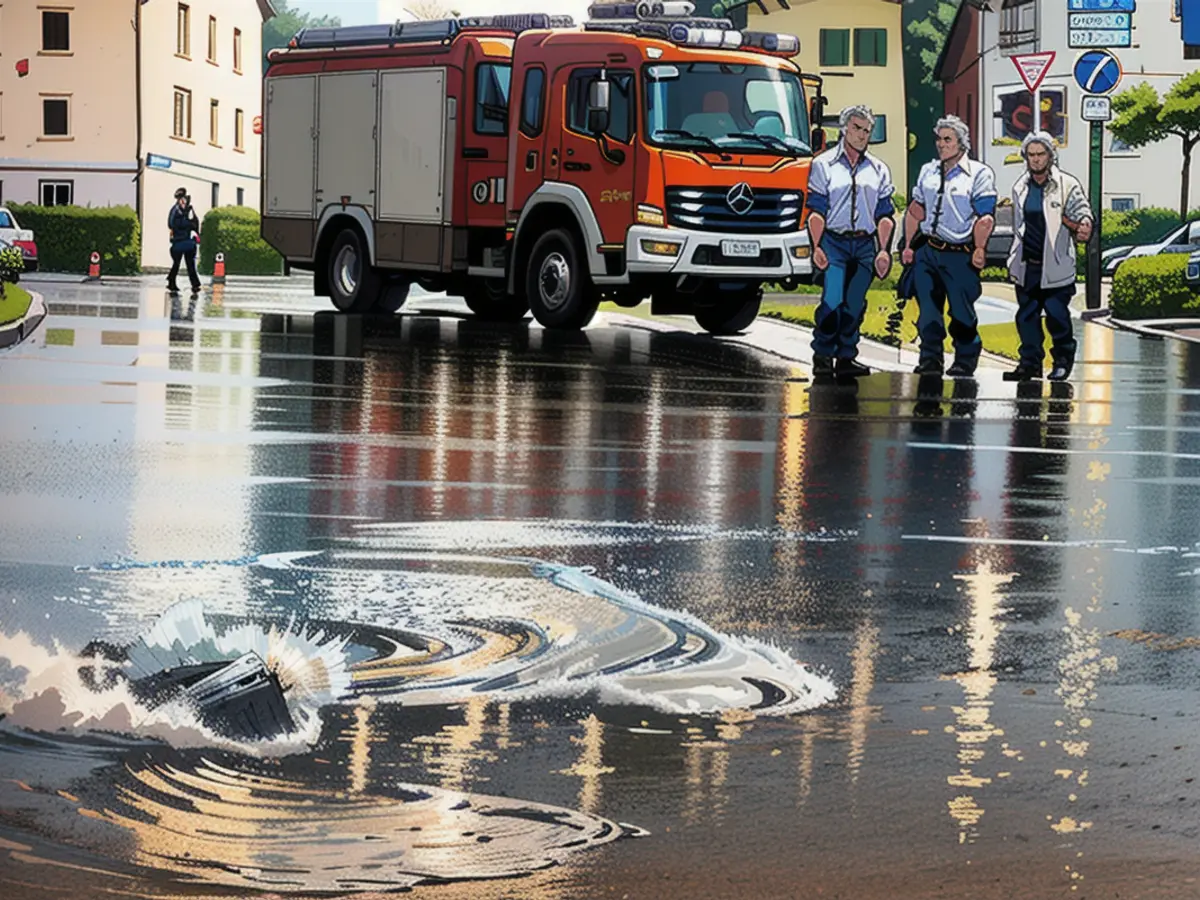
[466, 54, 514, 228]
[557, 65, 636, 247]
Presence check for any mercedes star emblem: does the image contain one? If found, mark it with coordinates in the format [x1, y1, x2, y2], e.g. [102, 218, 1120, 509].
[726, 182, 755, 216]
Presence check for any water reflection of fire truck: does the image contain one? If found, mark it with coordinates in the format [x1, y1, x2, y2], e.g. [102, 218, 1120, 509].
[260, 3, 827, 335]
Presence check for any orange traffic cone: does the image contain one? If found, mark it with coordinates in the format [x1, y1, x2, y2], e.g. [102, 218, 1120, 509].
[86, 251, 101, 281]
[212, 252, 226, 285]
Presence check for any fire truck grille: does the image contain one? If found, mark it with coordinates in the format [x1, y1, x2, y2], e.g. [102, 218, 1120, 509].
[664, 187, 804, 234]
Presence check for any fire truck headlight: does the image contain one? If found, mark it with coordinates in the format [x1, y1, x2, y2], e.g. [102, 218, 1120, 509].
[637, 204, 666, 227]
[641, 239, 681, 256]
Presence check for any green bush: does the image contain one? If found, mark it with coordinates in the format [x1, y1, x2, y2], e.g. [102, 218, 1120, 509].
[0, 245, 23, 297]
[198, 206, 283, 276]
[1110, 254, 1200, 319]
[981, 266, 1010, 282]
[6, 204, 141, 275]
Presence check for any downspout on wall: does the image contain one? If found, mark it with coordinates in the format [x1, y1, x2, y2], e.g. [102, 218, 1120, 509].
[135, 0, 144, 227]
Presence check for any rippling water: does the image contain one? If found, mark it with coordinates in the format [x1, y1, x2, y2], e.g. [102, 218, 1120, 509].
[0, 526, 836, 893]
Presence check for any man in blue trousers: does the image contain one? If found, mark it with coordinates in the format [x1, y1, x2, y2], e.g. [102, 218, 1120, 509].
[901, 116, 997, 377]
[1004, 130, 1093, 382]
[805, 104, 896, 378]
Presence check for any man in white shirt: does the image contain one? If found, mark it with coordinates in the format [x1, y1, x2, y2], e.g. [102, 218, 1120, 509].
[901, 116, 997, 377]
[805, 104, 896, 378]
[1004, 130, 1093, 382]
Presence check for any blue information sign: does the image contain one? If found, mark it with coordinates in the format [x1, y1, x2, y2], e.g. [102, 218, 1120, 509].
[146, 154, 172, 170]
[1073, 49, 1123, 94]
[1068, 0, 1135, 10]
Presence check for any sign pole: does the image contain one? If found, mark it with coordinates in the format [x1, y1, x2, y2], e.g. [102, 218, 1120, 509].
[1087, 119, 1103, 311]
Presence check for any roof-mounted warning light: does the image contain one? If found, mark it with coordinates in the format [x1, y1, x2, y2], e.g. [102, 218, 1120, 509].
[740, 31, 800, 56]
[287, 13, 574, 52]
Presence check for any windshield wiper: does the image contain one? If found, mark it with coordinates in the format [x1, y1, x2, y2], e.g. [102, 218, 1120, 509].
[652, 129, 730, 156]
[727, 131, 805, 157]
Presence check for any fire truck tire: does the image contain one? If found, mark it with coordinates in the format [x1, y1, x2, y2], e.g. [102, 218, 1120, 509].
[374, 276, 411, 314]
[463, 278, 529, 321]
[327, 228, 382, 313]
[525, 228, 599, 330]
[692, 283, 763, 335]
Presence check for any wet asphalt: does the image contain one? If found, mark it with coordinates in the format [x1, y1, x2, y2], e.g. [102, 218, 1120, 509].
[2, 276, 1200, 899]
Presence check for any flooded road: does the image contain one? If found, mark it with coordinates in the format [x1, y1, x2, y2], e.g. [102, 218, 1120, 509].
[2, 279, 1200, 899]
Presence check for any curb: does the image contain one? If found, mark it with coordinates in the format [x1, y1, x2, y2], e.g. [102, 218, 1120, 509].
[1109, 315, 1200, 345]
[0, 288, 47, 350]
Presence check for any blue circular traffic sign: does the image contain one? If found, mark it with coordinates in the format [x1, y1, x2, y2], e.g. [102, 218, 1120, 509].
[1073, 50, 1122, 95]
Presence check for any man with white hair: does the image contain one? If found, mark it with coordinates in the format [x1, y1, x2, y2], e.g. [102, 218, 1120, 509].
[1003, 130, 1093, 382]
[901, 116, 997, 377]
[805, 104, 896, 378]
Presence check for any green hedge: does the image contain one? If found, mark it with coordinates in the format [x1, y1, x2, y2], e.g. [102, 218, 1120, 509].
[6, 204, 141, 275]
[198, 206, 283, 276]
[1110, 254, 1200, 319]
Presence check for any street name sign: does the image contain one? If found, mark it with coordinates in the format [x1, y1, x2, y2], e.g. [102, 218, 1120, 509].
[1069, 0, 1134, 47]
[1082, 95, 1113, 121]
[1073, 49, 1123, 94]
[1012, 51, 1056, 93]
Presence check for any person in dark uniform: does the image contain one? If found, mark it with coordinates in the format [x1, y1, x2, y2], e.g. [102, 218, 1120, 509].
[1004, 130, 1093, 382]
[167, 187, 201, 294]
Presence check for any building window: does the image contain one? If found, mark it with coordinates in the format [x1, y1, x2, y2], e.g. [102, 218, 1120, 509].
[474, 63, 511, 136]
[42, 9, 70, 53]
[177, 4, 190, 57]
[519, 67, 546, 138]
[1186, 44, 1200, 60]
[207, 15, 217, 63]
[236, 186, 244, 206]
[42, 96, 69, 137]
[235, 108, 244, 150]
[870, 113, 887, 143]
[210, 98, 219, 145]
[39, 180, 73, 206]
[854, 28, 887, 66]
[992, 84, 1066, 147]
[1000, 0, 1037, 52]
[233, 28, 242, 73]
[819, 29, 850, 67]
[211, 182, 219, 208]
[173, 87, 192, 139]
[1111, 197, 1136, 212]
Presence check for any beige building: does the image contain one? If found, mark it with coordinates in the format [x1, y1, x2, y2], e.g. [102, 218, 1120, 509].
[0, 0, 273, 269]
[746, 0, 909, 195]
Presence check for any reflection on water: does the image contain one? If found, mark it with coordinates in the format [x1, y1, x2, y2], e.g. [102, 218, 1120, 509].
[6, 289, 1200, 897]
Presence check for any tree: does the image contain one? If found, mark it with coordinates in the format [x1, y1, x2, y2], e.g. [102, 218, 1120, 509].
[403, 0, 461, 18]
[262, 0, 341, 72]
[1110, 71, 1200, 220]
[903, 0, 959, 188]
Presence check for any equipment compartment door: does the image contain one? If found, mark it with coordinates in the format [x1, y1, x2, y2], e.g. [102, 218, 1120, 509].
[378, 68, 448, 223]
[316, 72, 378, 217]
[265, 75, 316, 217]
[557, 66, 637, 245]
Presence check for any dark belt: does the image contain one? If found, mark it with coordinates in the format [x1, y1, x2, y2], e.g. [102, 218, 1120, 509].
[927, 236, 973, 252]
[829, 230, 873, 238]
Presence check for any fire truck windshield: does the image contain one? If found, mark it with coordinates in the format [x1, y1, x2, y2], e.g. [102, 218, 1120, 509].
[643, 62, 811, 156]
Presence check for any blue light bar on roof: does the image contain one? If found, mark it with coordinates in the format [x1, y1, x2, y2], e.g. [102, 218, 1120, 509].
[289, 13, 572, 51]
[741, 31, 800, 55]
[459, 13, 575, 30]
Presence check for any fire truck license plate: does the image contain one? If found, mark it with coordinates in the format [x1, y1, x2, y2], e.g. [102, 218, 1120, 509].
[721, 240, 760, 258]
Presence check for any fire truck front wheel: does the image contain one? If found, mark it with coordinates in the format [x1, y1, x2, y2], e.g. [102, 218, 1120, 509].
[692, 283, 764, 336]
[327, 228, 383, 313]
[525, 229, 599, 330]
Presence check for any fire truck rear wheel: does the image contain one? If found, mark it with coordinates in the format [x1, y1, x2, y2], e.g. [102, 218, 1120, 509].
[463, 278, 528, 322]
[692, 283, 764, 335]
[525, 229, 599, 330]
[327, 228, 382, 313]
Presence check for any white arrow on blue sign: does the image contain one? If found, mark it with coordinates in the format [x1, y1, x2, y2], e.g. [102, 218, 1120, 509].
[1073, 49, 1123, 94]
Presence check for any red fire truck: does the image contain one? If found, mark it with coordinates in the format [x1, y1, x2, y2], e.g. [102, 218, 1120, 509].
[260, 4, 827, 334]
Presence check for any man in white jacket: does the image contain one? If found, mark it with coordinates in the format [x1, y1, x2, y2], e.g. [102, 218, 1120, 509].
[1004, 131, 1093, 382]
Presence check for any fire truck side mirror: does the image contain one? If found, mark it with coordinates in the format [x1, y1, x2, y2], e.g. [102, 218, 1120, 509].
[587, 78, 611, 134]
[811, 127, 826, 153]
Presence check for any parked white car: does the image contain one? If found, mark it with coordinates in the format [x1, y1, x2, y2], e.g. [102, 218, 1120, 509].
[0, 207, 38, 272]
[1102, 220, 1200, 276]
